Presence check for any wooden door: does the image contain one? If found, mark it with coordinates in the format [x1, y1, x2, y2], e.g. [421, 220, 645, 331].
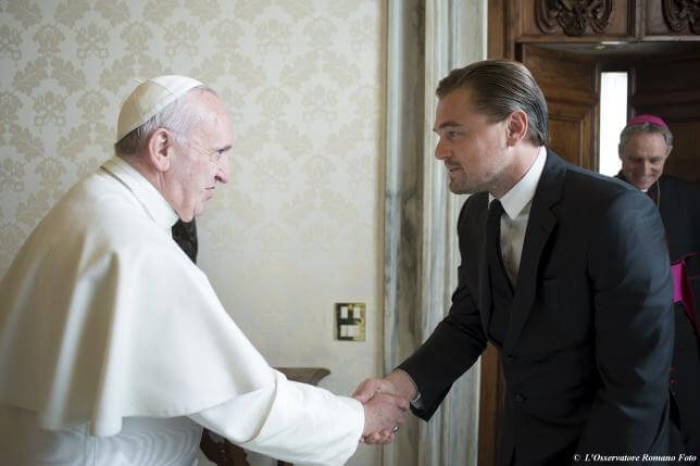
[630, 51, 700, 183]
[519, 44, 600, 170]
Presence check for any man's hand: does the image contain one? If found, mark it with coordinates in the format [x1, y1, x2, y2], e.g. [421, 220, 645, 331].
[361, 392, 408, 444]
[354, 370, 418, 444]
[353, 377, 399, 404]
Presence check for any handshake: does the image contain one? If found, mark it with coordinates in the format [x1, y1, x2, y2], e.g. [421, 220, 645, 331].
[353, 369, 417, 445]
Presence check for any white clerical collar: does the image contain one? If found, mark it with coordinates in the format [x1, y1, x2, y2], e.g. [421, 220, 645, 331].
[490, 145, 547, 220]
[101, 156, 179, 230]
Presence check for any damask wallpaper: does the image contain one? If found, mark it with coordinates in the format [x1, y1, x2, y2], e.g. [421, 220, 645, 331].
[0, 1, 384, 464]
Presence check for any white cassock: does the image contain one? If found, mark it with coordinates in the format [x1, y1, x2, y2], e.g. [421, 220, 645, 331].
[0, 156, 364, 465]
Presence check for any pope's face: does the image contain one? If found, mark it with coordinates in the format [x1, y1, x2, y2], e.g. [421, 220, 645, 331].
[619, 131, 670, 191]
[167, 92, 232, 221]
[433, 88, 509, 194]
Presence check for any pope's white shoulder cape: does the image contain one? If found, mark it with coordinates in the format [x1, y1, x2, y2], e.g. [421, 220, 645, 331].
[0, 158, 274, 435]
[0, 158, 363, 465]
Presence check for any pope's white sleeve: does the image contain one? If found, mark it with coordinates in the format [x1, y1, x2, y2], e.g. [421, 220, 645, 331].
[189, 370, 364, 466]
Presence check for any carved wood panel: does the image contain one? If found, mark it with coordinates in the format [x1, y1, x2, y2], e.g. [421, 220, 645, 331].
[536, 0, 614, 36]
[488, 0, 700, 55]
[646, 0, 700, 35]
[663, 0, 700, 34]
[520, 0, 631, 40]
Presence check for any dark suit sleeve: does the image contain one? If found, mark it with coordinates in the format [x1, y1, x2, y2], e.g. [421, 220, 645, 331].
[577, 190, 674, 454]
[398, 199, 488, 420]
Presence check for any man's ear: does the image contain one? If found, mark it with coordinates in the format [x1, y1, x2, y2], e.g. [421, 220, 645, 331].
[147, 128, 175, 172]
[505, 110, 528, 146]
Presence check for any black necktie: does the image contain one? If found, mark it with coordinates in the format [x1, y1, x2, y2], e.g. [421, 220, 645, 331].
[486, 199, 513, 345]
[486, 199, 505, 271]
[487, 199, 513, 297]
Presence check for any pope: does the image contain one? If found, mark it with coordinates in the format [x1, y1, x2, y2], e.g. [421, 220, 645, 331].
[0, 76, 407, 465]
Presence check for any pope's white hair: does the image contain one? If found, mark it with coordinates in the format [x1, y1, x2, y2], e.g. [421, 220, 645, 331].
[114, 85, 216, 157]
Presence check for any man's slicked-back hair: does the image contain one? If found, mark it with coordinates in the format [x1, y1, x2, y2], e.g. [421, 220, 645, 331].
[436, 59, 549, 146]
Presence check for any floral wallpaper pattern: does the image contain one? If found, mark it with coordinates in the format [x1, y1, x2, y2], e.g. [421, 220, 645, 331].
[1, 0, 383, 266]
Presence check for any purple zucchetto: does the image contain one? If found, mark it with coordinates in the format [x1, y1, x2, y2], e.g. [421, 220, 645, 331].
[627, 114, 668, 128]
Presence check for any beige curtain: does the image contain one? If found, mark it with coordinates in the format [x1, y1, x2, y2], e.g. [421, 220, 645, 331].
[383, 1, 487, 465]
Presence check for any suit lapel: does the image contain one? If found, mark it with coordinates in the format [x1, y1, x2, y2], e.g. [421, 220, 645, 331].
[504, 151, 566, 353]
[475, 197, 492, 333]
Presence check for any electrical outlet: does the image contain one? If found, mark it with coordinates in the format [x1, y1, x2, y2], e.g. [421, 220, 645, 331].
[335, 302, 366, 341]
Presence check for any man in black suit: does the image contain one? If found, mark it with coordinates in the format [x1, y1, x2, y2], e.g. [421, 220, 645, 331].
[616, 114, 700, 459]
[355, 60, 674, 465]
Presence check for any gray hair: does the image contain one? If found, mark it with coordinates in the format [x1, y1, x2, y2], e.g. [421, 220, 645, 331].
[618, 122, 673, 155]
[436, 59, 549, 146]
[114, 85, 216, 157]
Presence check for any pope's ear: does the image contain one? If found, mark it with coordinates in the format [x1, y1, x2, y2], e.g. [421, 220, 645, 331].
[146, 128, 175, 172]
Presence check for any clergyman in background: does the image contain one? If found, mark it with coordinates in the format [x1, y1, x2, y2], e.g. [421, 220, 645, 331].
[617, 113, 700, 458]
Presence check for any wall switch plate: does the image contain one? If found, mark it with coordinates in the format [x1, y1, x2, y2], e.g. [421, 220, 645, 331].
[335, 302, 366, 341]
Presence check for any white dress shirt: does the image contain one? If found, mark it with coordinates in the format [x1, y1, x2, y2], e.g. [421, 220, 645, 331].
[489, 146, 547, 286]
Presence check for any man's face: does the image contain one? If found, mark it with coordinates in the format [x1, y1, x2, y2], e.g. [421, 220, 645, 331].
[619, 131, 670, 191]
[433, 88, 509, 194]
[165, 91, 233, 221]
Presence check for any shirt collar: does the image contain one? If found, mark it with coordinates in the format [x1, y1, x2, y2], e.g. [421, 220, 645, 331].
[490, 146, 547, 220]
[101, 156, 179, 230]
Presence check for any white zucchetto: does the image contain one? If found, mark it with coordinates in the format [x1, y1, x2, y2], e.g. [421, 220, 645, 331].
[116, 75, 204, 141]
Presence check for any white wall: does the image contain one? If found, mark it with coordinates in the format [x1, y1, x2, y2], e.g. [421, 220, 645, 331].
[0, 2, 385, 464]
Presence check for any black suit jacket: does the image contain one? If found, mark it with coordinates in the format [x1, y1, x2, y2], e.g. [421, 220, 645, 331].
[400, 151, 674, 465]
